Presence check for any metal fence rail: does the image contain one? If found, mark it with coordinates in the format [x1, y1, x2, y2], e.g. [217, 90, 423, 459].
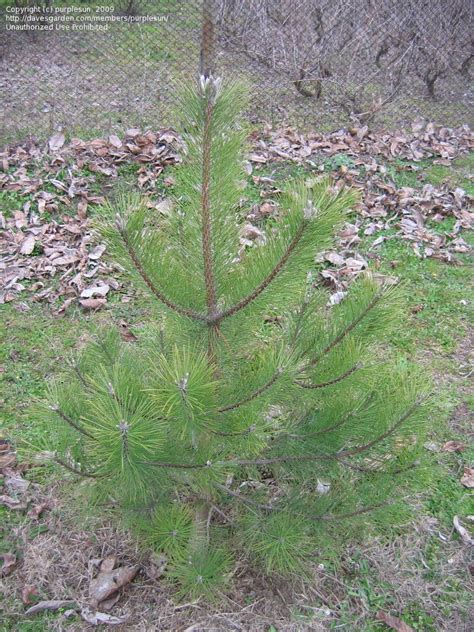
[1, 0, 472, 144]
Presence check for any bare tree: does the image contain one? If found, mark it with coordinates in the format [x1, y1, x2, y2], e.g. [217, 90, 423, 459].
[216, 0, 472, 120]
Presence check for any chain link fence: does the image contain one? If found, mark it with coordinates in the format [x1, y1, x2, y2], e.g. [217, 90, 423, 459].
[1, 0, 472, 144]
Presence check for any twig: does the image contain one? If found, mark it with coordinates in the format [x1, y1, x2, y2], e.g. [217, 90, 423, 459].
[215, 483, 273, 511]
[296, 364, 359, 389]
[308, 289, 385, 366]
[218, 369, 283, 412]
[54, 457, 100, 478]
[119, 228, 206, 322]
[219, 220, 307, 320]
[51, 406, 96, 441]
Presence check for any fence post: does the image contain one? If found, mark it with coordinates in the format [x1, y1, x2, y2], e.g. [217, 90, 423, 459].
[200, 0, 216, 77]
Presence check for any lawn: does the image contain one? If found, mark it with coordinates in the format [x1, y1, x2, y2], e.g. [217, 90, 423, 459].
[0, 123, 472, 630]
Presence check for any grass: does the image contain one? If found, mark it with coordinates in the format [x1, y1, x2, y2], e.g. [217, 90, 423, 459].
[1, 151, 472, 630]
[385, 153, 474, 194]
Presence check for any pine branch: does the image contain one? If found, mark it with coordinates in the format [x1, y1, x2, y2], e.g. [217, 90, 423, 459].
[287, 412, 352, 439]
[54, 457, 100, 478]
[336, 398, 424, 458]
[73, 363, 90, 390]
[50, 405, 96, 441]
[340, 459, 419, 475]
[295, 363, 359, 389]
[140, 459, 210, 469]
[118, 226, 206, 322]
[218, 368, 283, 413]
[215, 483, 273, 510]
[221, 397, 425, 467]
[139, 398, 424, 471]
[210, 424, 256, 437]
[218, 220, 307, 321]
[308, 288, 385, 366]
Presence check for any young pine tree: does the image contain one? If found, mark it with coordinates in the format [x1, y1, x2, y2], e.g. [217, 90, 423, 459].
[36, 77, 429, 598]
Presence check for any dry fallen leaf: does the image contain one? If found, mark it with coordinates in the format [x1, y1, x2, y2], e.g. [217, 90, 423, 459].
[77, 198, 88, 220]
[248, 153, 268, 163]
[4, 468, 30, 495]
[325, 251, 345, 266]
[0, 494, 28, 510]
[147, 552, 168, 580]
[156, 198, 173, 216]
[25, 599, 78, 615]
[0, 439, 16, 470]
[1, 552, 17, 577]
[119, 321, 138, 343]
[108, 134, 123, 149]
[100, 592, 121, 611]
[27, 501, 52, 521]
[442, 440, 466, 453]
[80, 284, 110, 299]
[20, 234, 36, 255]
[21, 584, 40, 605]
[376, 610, 414, 632]
[89, 556, 138, 607]
[460, 467, 474, 488]
[79, 298, 107, 311]
[452, 515, 474, 546]
[89, 244, 106, 260]
[48, 132, 65, 152]
[80, 608, 128, 625]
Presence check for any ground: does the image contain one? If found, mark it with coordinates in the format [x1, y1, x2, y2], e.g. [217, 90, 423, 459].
[0, 122, 473, 630]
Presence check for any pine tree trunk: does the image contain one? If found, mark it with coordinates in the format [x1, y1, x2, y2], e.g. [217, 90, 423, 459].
[190, 501, 211, 551]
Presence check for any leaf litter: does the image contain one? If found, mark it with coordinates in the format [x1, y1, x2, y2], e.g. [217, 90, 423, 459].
[1, 121, 472, 310]
[1, 128, 181, 310]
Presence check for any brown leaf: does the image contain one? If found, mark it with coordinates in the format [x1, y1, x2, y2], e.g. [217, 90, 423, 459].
[460, 467, 474, 488]
[25, 600, 78, 615]
[20, 234, 36, 255]
[89, 562, 138, 606]
[100, 592, 120, 611]
[241, 223, 264, 241]
[376, 611, 414, 632]
[52, 254, 79, 266]
[248, 153, 268, 163]
[79, 298, 106, 311]
[80, 608, 128, 625]
[442, 440, 466, 453]
[1, 552, 17, 577]
[4, 468, 30, 495]
[14, 211, 27, 229]
[77, 199, 88, 220]
[126, 128, 141, 138]
[80, 284, 110, 299]
[22, 584, 40, 605]
[0, 494, 28, 510]
[108, 134, 122, 149]
[453, 516, 474, 546]
[119, 322, 138, 343]
[100, 555, 117, 573]
[156, 198, 173, 216]
[89, 244, 106, 260]
[325, 252, 345, 266]
[147, 552, 168, 580]
[0, 439, 16, 471]
[27, 501, 52, 521]
[48, 133, 65, 152]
